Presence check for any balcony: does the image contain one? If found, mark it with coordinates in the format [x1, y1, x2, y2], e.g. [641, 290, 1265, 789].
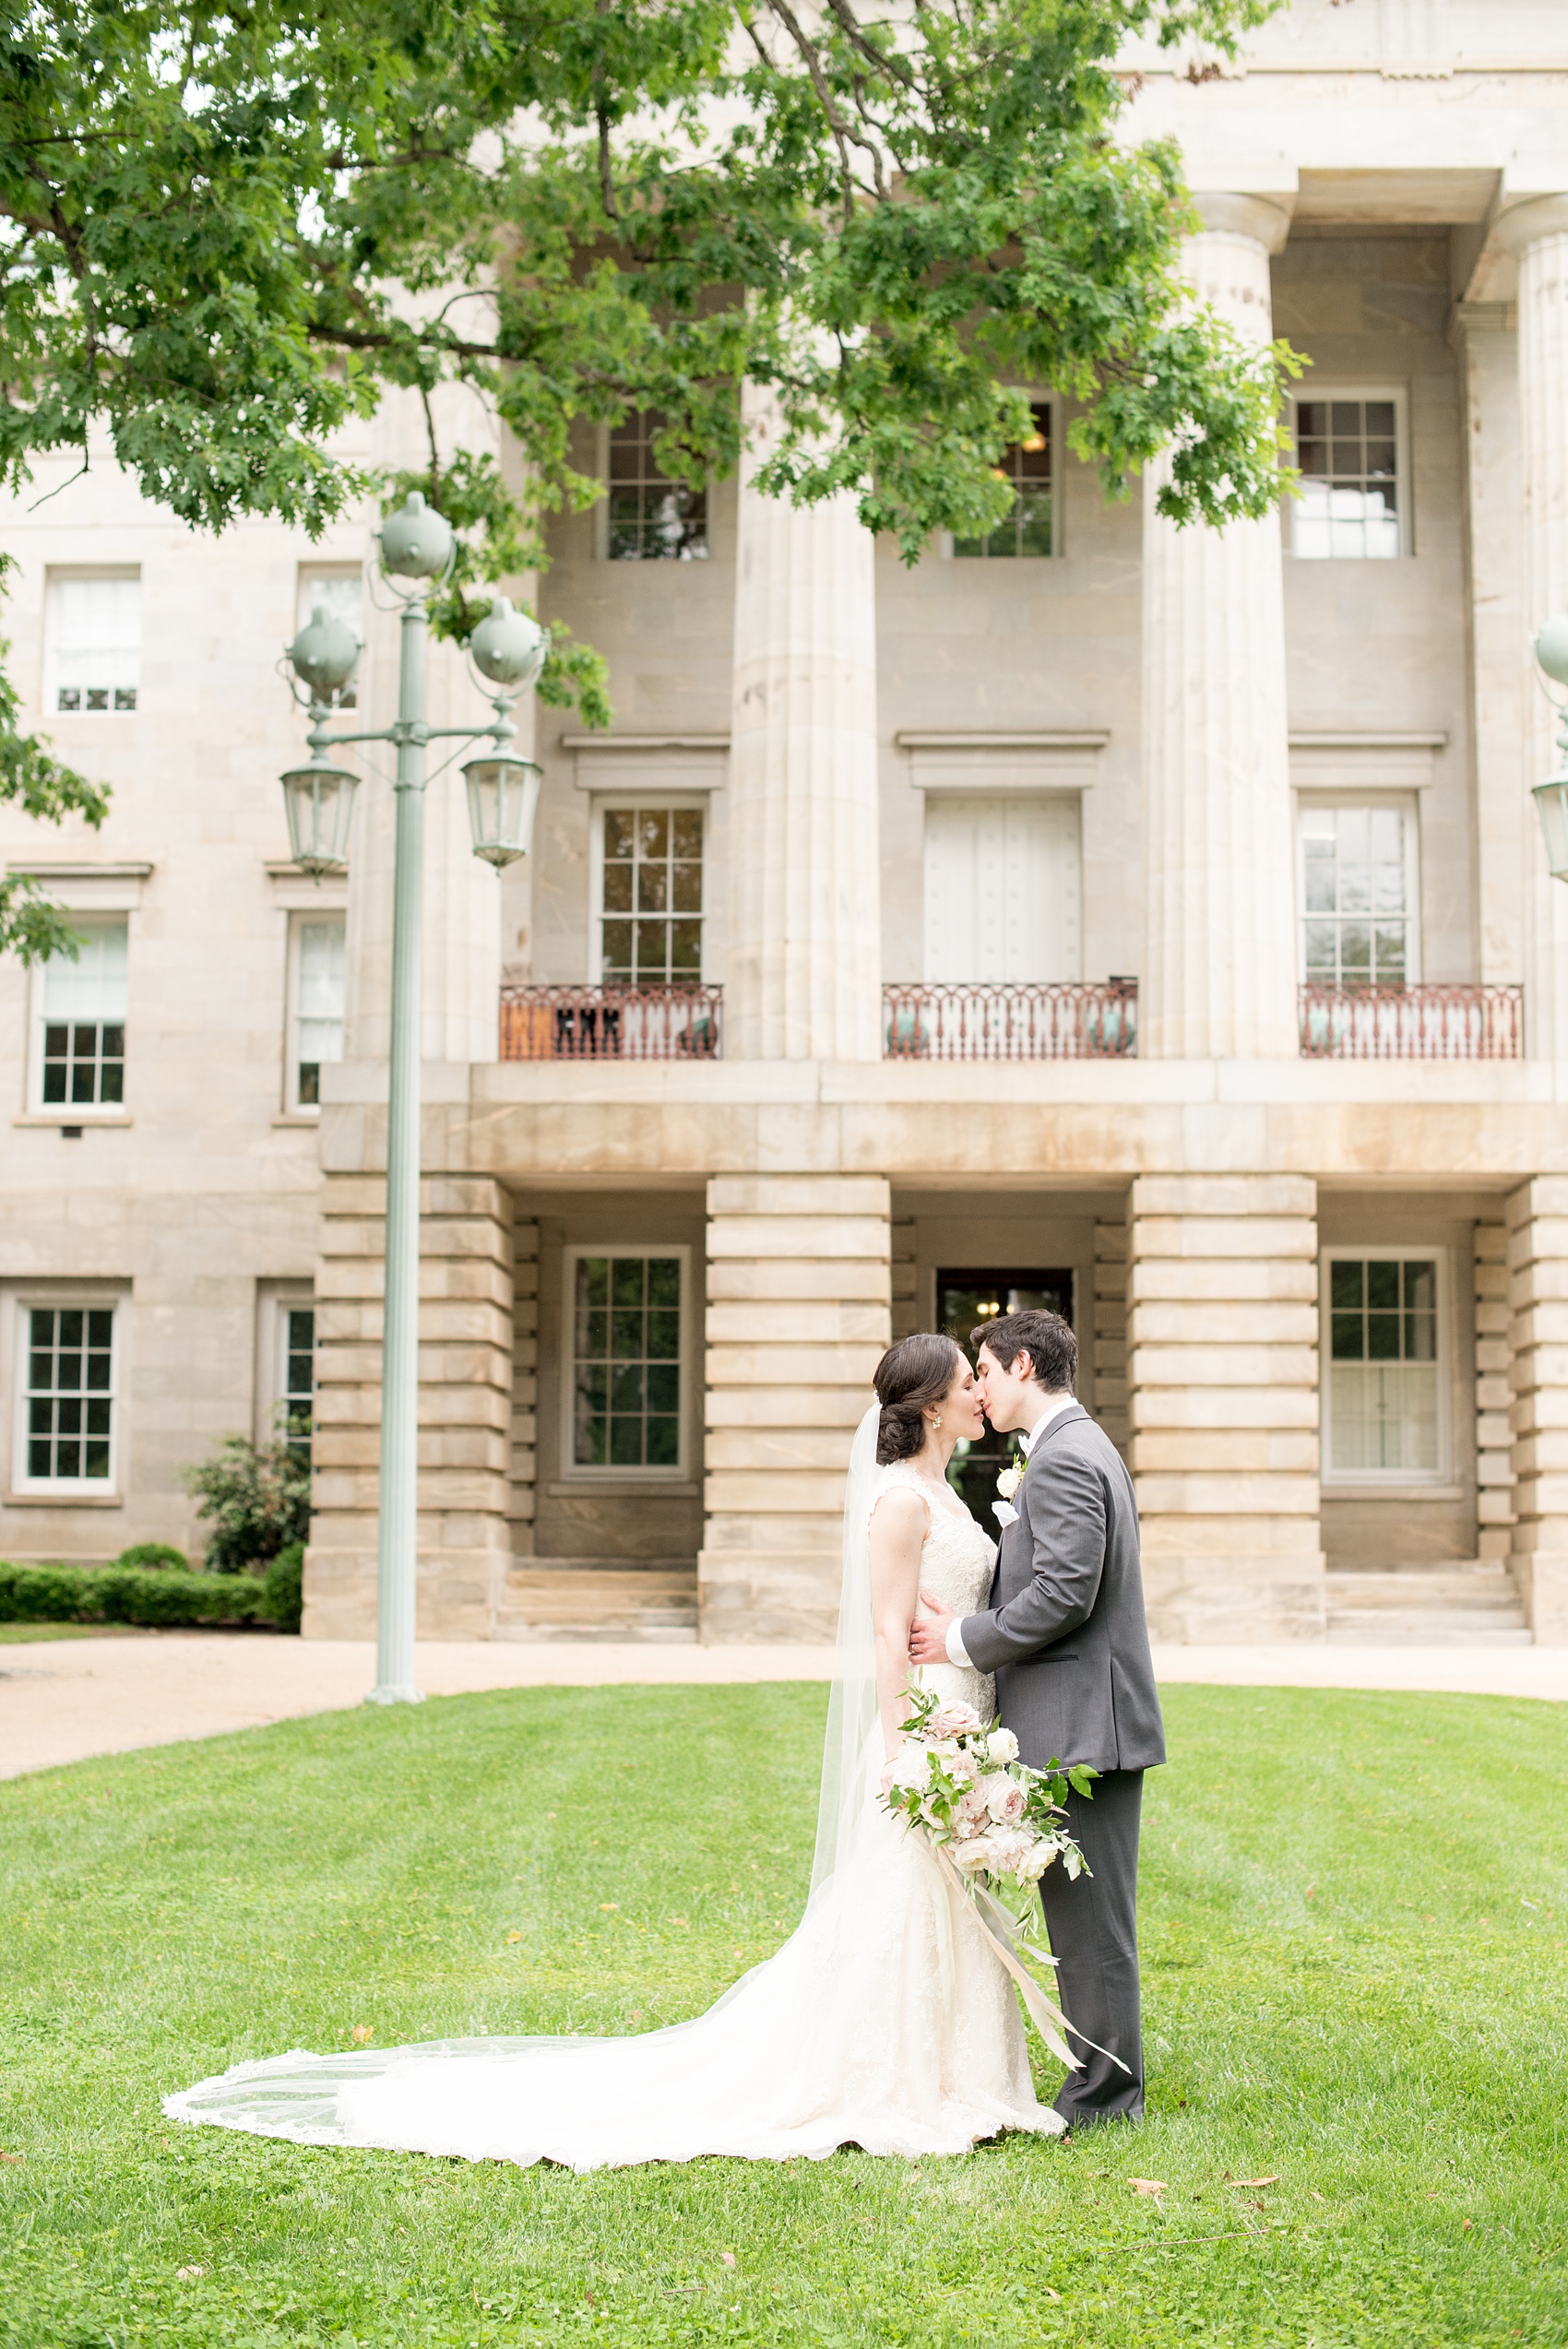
[883, 980, 1138, 1061]
[499, 984, 722, 1062]
[1299, 983, 1524, 1061]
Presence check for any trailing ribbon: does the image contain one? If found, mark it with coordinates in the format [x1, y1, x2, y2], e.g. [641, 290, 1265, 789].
[933, 1847, 1130, 2077]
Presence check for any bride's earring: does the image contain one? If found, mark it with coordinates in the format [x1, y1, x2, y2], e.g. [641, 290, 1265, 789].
[931, 1415, 943, 1430]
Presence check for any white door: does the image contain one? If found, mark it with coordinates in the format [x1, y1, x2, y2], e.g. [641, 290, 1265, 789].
[922, 795, 1082, 981]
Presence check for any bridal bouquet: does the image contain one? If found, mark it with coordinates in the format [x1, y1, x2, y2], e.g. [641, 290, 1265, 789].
[881, 1687, 1094, 1916]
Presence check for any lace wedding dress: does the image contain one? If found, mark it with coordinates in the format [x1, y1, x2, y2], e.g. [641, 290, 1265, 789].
[164, 1430, 1062, 2171]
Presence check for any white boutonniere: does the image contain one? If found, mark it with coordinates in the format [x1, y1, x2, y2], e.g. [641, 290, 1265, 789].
[992, 1452, 1025, 1528]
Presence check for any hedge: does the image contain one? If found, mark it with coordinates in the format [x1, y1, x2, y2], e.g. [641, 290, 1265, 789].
[0, 1560, 279, 1628]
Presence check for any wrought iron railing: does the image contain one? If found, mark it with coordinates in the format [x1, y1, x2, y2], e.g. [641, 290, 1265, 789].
[883, 979, 1138, 1061]
[1298, 983, 1524, 1061]
[499, 983, 723, 1062]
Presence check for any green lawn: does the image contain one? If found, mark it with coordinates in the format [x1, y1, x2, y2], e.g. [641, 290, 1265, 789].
[0, 1683, 1563, 2349]
[0, 1620, 138, 1643]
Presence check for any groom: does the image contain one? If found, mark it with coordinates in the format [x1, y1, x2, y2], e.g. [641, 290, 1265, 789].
[909, 1308, 1164, 2129]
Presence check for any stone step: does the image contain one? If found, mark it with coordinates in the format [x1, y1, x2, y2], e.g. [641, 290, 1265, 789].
[1327, 1565, 1524, 1612]
[1325, 1559, 1530, 1644]
[493, 1561, 699, 1644]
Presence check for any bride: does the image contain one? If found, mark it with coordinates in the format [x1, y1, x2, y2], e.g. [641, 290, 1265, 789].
[165, 1334, 1063, 2167]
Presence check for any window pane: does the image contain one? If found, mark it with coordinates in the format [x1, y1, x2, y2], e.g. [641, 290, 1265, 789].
[1293, 398, 1400, 560]
[53, 575, 140, 709]
[570, 1254, 683, 1468]
[1298, 806, 1411, 990]
[1325, 1258, 1443, 1474]
[25, 1300, 113, 1482]
[953, 406, 1052, 560]
[600, 809, 703, 983]
[42, 919, 128, 1021]
[603, 413, 709, 561]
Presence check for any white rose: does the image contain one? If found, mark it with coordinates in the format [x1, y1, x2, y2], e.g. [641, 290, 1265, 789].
[1019, 1841, 1056, 1882]
[888, 1742, 931, 1790]
[952, 1836, 998, 1875]
[994, 1466, 1023, 1501]
[985, 1727, 1020, 1765]
[981, 1770, 1020, 1823]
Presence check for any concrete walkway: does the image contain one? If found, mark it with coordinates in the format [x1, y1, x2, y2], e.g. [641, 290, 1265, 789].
[1, 1631, 1564, 1781]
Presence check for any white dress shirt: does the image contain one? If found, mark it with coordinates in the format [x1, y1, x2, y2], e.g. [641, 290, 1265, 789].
[944, 1394, 1078, 1669]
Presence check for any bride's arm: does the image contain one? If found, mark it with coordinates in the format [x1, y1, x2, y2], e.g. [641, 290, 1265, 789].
[867, 1487, 928, 1760]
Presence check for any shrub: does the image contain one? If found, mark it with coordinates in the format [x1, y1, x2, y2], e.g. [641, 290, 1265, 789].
[262, 1541, 305, 1634]
[183, 1430, 310, 1573]
[113, 1540, 191, 1573]
[0, 1561, 272, 1628]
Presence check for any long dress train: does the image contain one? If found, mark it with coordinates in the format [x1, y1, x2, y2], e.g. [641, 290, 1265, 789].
[163, 1458, 1062, 2170]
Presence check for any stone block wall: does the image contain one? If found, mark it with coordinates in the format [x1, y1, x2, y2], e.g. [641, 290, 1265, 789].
[699, 1174, 891, 1641]
[509, 1212, 540, 1558]
[302, 1172, 515, 1639]
[1128, 1173, 1324, 1641]
[1474, 1218, 1516, 1564]
[1506, 1179, 1568, 1643]
[1091, 1217, 1129, 1457]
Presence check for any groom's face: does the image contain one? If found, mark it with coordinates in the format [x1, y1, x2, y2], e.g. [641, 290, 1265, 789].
[974, 1343, 1032, 1433]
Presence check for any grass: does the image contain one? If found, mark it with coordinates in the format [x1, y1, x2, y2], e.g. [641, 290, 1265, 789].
[0, 1683, 1563, 2349]
[0, 1620, 153, 1643]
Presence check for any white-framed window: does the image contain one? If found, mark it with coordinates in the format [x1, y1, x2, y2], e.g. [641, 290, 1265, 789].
[1298, 802, 1420, 988]
[922, 794, 1082, 982]
[950, 401, 1055, 558]
[32, 917, 127, 1111]
[296, 565, 362, 709]
[1322, 1248, 1449, 1484]
[1289, 391, 1408, 560]
[46, 570, 140, 713]
[285, 914, 345, 1111]
[17, 1300, 118, 1492]
[602, 412, 709, 561]
[279, 1302, 315, 1461]
[563, 1245, 689, 1477]
[594, 805, 705, 983]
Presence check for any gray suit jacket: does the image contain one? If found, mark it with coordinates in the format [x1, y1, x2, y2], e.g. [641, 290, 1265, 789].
[959, 1404, 1165, 1775]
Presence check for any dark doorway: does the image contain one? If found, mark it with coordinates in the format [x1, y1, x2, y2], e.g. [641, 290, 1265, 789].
[935, 1268, 1075, 1524]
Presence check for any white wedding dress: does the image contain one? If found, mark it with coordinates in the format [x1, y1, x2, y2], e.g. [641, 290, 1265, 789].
[164, 1435, 1063, 2170]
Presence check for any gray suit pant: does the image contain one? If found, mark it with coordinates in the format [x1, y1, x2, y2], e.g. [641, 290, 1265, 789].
[1037, 1768, 1145, 2127]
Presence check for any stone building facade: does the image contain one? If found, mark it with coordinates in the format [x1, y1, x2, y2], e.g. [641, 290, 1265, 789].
[2, 2, 1567, 1647]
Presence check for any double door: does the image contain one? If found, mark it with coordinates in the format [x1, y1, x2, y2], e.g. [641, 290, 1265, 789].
[935, 1268, 1074, 1524]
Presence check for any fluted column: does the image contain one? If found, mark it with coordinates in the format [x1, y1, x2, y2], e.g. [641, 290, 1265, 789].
[726, 382, 882, 1061]
[1141, 193, 1297, 1060]
[1496, 196, 1568, 1061]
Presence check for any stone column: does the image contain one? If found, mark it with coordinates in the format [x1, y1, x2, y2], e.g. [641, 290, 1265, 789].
[1127, 1174, 1324, 1640]
[1505, 1177, 1568, 1643]
[726, 382, 883, 1061]
[699, 1176, 890, 1640]
[1140, 193, 1298, 1061]
[1495, 196, 1568, 1059]
[302, 1172, 515, 1638]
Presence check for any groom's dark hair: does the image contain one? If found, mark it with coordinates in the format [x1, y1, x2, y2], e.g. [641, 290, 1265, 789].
[973, 1310, 1076, 1394]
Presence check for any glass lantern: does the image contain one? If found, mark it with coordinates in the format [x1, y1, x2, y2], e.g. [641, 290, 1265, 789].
[463, 752, 541, 869]
[280, 757, 359, 879]
[1535, 772, 1568, 882]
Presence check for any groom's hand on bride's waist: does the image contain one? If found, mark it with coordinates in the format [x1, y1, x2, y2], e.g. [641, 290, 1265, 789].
[909, 1594, 956, 1665]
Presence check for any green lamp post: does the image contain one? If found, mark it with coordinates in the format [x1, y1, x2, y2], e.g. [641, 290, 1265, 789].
[281, 497, 545, 1704]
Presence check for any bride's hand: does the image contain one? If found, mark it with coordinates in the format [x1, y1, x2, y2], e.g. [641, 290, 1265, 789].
[909, 1594, 956, 1667]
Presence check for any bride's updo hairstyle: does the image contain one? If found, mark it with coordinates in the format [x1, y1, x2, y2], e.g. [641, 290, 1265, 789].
[873, 1332, 963, 1465]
